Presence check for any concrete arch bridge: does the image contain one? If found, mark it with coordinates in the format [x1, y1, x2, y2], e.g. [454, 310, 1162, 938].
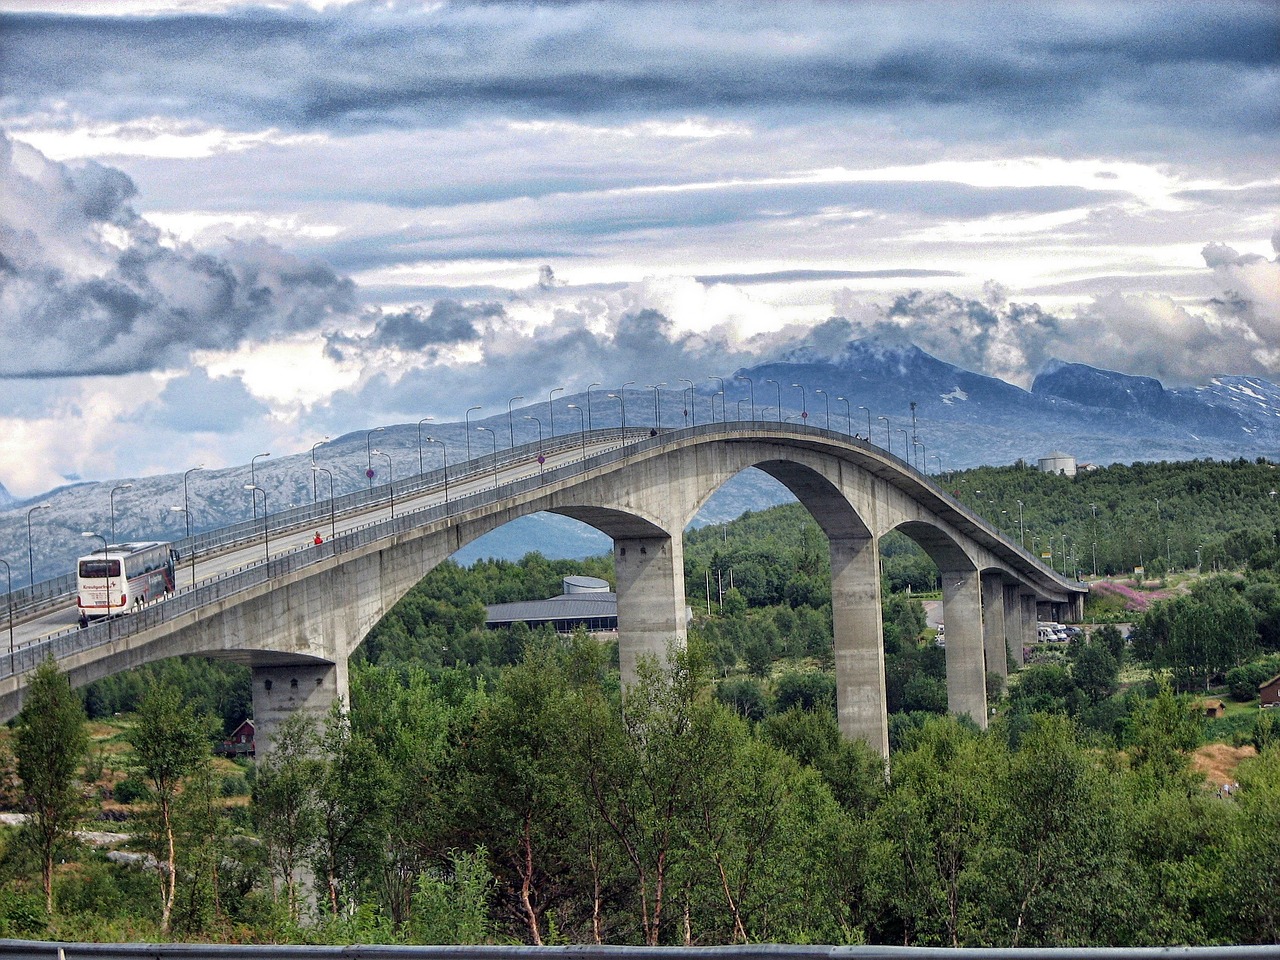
[0, 422, 1085, 757]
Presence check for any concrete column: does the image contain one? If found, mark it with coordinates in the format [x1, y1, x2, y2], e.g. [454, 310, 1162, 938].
[1002, 583, 1022, 671]
[941, 567, 987, 728]
[1020, 593, 1038, 662]
[981, 573, 1007, 685]
[251, 659, 348, 759]
[614, 534, 687, 690]
[830, 535, 887, 756]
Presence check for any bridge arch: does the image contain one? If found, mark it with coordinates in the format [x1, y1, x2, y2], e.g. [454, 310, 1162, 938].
[1, 422, 1085, 758]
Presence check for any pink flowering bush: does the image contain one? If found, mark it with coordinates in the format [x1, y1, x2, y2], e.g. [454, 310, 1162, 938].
[1088, 579, 1172, 616]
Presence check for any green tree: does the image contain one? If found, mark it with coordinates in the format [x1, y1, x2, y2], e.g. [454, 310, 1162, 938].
[1220, 745, 1280, 942]
[13, 657, 89, 916]
[126, 680, 214, 933]
[252, 713, 323, 924]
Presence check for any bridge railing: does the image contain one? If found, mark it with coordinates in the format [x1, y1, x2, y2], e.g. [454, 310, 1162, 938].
[2, 420, 1080, 680]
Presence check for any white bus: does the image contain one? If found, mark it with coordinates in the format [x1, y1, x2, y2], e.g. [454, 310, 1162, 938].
[76, 541, 178, 618]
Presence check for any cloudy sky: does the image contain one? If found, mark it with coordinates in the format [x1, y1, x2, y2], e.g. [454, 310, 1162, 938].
[0, 0, 1277, 499]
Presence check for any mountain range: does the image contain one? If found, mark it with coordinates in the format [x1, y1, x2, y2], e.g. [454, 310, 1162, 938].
[4, 338, 1278, 583]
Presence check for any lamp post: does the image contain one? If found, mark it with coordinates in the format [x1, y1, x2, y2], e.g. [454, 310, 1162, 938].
[109, 483, 132, 543]
[26, 504, 50, 586]
[898, 429, 909, 458]
[618, 382, 634, 435]
[791, 383, 807, 424]
[548, 386, 564, 437]
[309, 438, 328, 501]
[931, 453, 944, 476]
[737, 398, 749, 420]
[413, 419, 433, 476]
[857, 404, 870, 438]
[567, 404, 586, 458]
[243, 485, 269, 563]
[765, 379, 782, 421]
[0, 557, 12, 669]
[735, 375, 754, 421]
[426, 437, 449, 502]
[646, 383, 665, 430]
[814, 388, 830, 429]
[607, 394, 624, 435]
[1016, 499, 1025, 546]
[678, 379, 694, 426]
[586, 383, 601, 430]
[708, 376, 724, 422]
[371, 450, 394, 518]
[507, 396, 525, 448]
[914, 440, 926, 472]
[251, 452, 271, 515]
[878, 416, 890, 452]
[312, 466, 336, 542]
[81, 532, 110, 631]
[522, 417, 542, 473]
[477, 426, 499, 487]
[464, 406, 482, 460]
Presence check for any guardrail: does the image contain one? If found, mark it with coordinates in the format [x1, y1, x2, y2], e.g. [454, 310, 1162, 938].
[2, 940, 1276, 958]
[1, 421, 1082, 682]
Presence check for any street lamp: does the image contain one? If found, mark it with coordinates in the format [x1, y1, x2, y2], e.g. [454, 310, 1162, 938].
[464, 406, 482, 460]
[109, 483, 133, 543]
[618, 382, 635, 435]
[791, 383, 808, 424]
[26, 504, 51, 586]
[310, 437, 329, 502]
[371, 450, 394, 518]
[898, 429, 909, 458]
[425, 437, 449, 502]
[737, 398, 749, 420]
[251, 452, 271, 515]
[765, 379, 782, 421]
[0, 557, 12, 668]
[522, 414, 542, 468]
[646, 383, 665, 430]
[416, 419, 434, 476]
[364, 429, 384, 487]
[312, 466, 336, 542]
[1016, 499, 1025, 546]
[878, 416, 891, 452]
[610, 389, 627, 435]
[931, 453, 943, 476]
[567, 404, 586, 458]
[586, 382, 601, 430]
[814, 388, 830, 429]
[856, 404, 870, 438]
[477, 426, 499, 486]
[708, 376, 725, 422]
[507, 395, 525, 448]
[243, 485, 269, 562]
[678, 379, 694, 426]
[735, 375, 754, 421]
[548, 386, 564, 437]
[914, 440, 926, 472]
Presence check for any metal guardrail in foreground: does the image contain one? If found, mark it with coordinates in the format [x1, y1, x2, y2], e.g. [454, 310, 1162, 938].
[2, 941, 1277, 958]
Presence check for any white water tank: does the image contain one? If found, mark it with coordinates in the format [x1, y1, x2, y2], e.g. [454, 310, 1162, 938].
[1038, 451, 1077, 476]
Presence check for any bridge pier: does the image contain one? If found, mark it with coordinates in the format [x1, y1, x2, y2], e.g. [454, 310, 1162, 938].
[981, 573, 1008, 687]
[614, 534, 687, 690]
[941, 566, 988, 728]
[830, 535, 888, 756]
[251, 660, 348, 759]
[1020, 593, 1038, 663]
[1002, 583, 1023, 672]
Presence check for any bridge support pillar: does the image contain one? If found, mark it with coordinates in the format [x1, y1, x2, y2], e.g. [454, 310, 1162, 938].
[942, 567, 987, 728]
[251, 660, 348, 759]
[1002, 583, 1023, 671]
[1020, 593, 1038, 661]
[830, 535, 887, 756]
[614, 534, 686, 691]
[981, 573, 1008, 687]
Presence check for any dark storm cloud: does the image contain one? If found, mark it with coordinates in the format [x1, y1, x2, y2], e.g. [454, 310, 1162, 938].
[325, 300, 495, 359]
[132, 368, 271, 433]
[1, 2, 1275, 138]
[0, 135, 359, 377]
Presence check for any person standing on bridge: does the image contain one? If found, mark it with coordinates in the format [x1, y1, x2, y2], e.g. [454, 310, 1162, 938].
[313, 532, 323, 546]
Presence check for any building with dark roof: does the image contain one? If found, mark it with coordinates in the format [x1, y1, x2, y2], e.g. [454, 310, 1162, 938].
[485, 576, 618, 634]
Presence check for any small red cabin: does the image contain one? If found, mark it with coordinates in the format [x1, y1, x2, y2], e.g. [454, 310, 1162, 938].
[1261, 674, 1280, 709]
[217, 719, 256, 757]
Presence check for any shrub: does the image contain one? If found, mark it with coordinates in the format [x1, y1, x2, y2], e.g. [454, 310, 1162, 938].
[1226, 655, 1280, 701]
[111, 775, 148, 805]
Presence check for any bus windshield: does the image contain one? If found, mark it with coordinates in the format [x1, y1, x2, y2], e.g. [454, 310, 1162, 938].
[79, 559, 121, 578]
